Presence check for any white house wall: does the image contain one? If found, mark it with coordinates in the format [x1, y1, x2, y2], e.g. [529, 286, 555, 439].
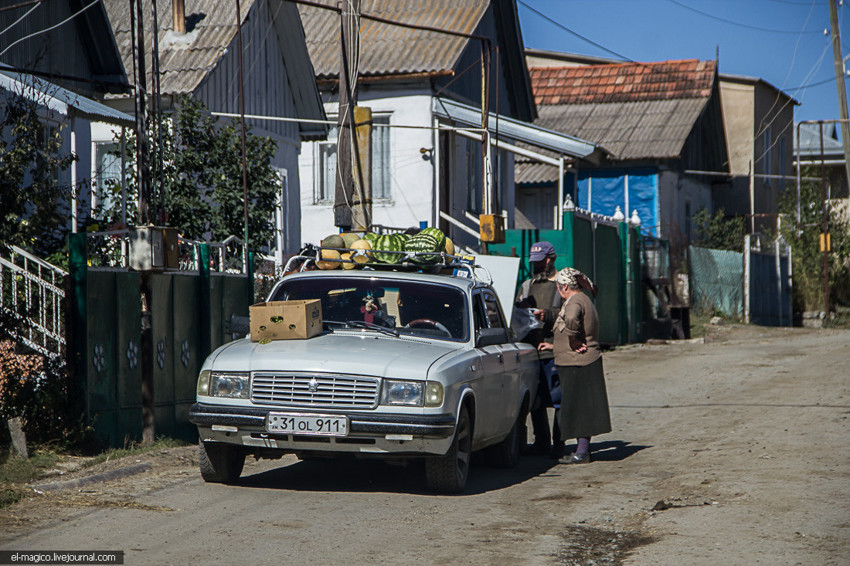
[299, 94, 436, 244]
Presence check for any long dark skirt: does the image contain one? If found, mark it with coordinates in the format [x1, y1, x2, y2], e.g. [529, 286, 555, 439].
[557, 358, 612, 439]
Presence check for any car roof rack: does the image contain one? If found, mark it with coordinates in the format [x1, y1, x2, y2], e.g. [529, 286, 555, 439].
[282, 244, 494, 285]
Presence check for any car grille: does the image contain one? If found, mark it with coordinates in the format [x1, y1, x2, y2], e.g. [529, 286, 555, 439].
[251, 373, 380, 409]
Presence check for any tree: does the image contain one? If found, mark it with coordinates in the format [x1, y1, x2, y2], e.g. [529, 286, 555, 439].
[777, 168, 850, 312]
[691, 207, 746, 252]
[95, 98, 280, 250]
[0, 87, 76, 256]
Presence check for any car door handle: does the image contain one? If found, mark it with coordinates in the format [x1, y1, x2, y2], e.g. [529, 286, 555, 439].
[497, 353, 503, 363]
[514, 351, 520, 361]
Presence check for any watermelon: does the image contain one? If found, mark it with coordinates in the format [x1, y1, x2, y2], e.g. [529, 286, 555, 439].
[362, 232, 379, 244]
[372, 234, 404, 263]
[405, 232, 442, 263]
[419, 227, 446, 252]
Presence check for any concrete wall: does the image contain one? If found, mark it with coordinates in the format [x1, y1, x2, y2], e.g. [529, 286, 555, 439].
[720, 79, 755, 176]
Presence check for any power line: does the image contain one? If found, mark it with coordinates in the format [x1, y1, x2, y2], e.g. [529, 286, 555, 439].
[517, 0, 631, 62]
[665, 0, 825, 34]
[0, 0, 99, 58]
[0, 1, 41, 39]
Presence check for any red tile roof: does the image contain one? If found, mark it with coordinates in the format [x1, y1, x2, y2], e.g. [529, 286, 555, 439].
[530, 59, 716, 105]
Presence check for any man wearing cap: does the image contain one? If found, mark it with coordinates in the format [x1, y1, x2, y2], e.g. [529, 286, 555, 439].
[515, 241, 564, 457]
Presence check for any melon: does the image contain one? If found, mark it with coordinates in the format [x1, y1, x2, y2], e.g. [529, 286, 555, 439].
[404, 232, 441, 262]
[350, 239, 372, 263]
[340, 252, 356, 270]
[340, 232, 360, 248]
[444, 237, 455, 257]
[316, 249, 341, 269]
[321, 234, 345, 249]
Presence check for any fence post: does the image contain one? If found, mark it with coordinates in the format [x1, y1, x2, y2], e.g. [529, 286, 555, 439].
[618, 220, 630, 343]
[198, 243, 211, 362]
[562, 209, 575, 268]
[247, 251, 255, 306]
[68, 233, 88, 421]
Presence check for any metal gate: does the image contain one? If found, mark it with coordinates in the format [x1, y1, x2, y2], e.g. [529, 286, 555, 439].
[70, 232, 254, 447]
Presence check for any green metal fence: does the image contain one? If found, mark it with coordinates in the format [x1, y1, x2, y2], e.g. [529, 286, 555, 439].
[70, 233, 253, 447]
[489, 210, 642, 345]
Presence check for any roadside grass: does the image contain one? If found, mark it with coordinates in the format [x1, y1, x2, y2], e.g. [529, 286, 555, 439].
[82, 437, 188, 468]
[825, 304, 850, 329]
[0, 437, 188, 509]
[0, 448, 61, 508]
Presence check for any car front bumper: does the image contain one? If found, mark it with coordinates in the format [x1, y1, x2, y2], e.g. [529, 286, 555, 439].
[189, 403, 457, 456]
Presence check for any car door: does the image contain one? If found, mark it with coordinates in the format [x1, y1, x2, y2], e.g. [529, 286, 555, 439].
[481, 289, 521, 433]
[471, 290, 514, 442]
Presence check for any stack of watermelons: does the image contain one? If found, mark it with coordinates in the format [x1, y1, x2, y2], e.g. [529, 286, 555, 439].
[314, 228, 454, 269]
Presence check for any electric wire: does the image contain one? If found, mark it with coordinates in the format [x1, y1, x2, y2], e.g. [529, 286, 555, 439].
[0, 1, 41, 39]
[665, 0, 824, 34]
[0, 0, 99, 58]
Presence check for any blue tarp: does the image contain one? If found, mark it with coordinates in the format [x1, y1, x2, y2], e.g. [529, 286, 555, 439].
[574, 169, 659, 236]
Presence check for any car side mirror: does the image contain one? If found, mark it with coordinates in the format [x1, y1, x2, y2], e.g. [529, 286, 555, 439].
[476, 327, 508, 348]
[230, 314, 250, 338]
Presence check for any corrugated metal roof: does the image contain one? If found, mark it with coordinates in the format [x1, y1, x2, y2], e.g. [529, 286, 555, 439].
[0, 69, 134, 126]
[534, 97, 708, 161]
[103, 0, 253, 95]
[515, 160, 556, 185]
[298, 0, 490, 78]
[796, 122, 844, 158]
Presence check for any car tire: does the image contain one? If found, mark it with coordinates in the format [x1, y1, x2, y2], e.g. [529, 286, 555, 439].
[199, 440, 245, 484]
[486, 409, 523, 468]
[425, 407, 472, 493]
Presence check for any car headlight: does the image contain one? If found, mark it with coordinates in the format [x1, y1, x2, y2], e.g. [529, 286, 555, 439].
[197, 369, 211, 396]
[424, 382, 444, 407]
[210, 371, 250, 399]
[381, 380, 424, 406]
[381, 380, 444, 407]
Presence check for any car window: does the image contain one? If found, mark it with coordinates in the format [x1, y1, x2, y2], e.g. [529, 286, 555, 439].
[482, 290, 505, 329]
[472, 293, 488, 331]
[273, 277, 469, 341]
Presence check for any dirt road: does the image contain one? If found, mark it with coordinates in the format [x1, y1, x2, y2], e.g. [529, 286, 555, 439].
[1, 324, 848, 565]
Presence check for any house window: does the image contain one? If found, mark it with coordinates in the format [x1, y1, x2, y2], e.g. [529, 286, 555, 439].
[315, 115, 392, 204]
[761, 127, 772, 177]
[93, 141, 122, 210]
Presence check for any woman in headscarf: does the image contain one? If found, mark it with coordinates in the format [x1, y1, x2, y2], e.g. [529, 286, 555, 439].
[538, 267, 611, 464]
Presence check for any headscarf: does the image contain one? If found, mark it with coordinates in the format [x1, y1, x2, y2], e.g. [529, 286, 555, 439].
[555, 267, 598, 297]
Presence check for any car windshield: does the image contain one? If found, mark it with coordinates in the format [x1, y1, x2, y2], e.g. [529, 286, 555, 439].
[271, 277, 468, 341]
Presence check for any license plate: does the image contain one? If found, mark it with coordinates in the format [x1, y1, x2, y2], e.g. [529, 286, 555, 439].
[266, 412, 349, 436]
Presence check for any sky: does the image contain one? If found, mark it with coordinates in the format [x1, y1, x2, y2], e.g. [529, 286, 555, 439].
[516, 0, 848, 125]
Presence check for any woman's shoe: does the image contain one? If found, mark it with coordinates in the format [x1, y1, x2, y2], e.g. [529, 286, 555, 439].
[558, 452, 591, 465]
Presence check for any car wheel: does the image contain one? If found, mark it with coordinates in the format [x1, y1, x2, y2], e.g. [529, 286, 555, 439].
[199, 440, 245, 484]
[425, 407, 472, 493]
[486, 409, 523, 468]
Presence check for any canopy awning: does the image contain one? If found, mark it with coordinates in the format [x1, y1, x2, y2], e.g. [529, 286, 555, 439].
[0, 69, 134, 127]
[433, 97, 601, 160]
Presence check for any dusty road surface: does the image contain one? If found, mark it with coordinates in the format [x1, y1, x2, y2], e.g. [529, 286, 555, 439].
[1, 324, 848, 565]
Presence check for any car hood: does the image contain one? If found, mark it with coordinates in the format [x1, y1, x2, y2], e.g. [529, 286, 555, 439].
[208, 332, 459, 380]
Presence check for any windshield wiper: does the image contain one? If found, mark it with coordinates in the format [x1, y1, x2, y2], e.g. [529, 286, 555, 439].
[345, 320, 399, 337]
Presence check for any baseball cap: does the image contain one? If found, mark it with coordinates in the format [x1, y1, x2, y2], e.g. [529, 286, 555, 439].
[529, 241, 555, 261]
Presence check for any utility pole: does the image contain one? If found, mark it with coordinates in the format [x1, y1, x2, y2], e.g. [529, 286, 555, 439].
[334, 0, 360, 231]
[131, 0, 155, 444]
[236, 0, 250, 257]
[829, 0, 850, 202]
[819, 124, 831, 315]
